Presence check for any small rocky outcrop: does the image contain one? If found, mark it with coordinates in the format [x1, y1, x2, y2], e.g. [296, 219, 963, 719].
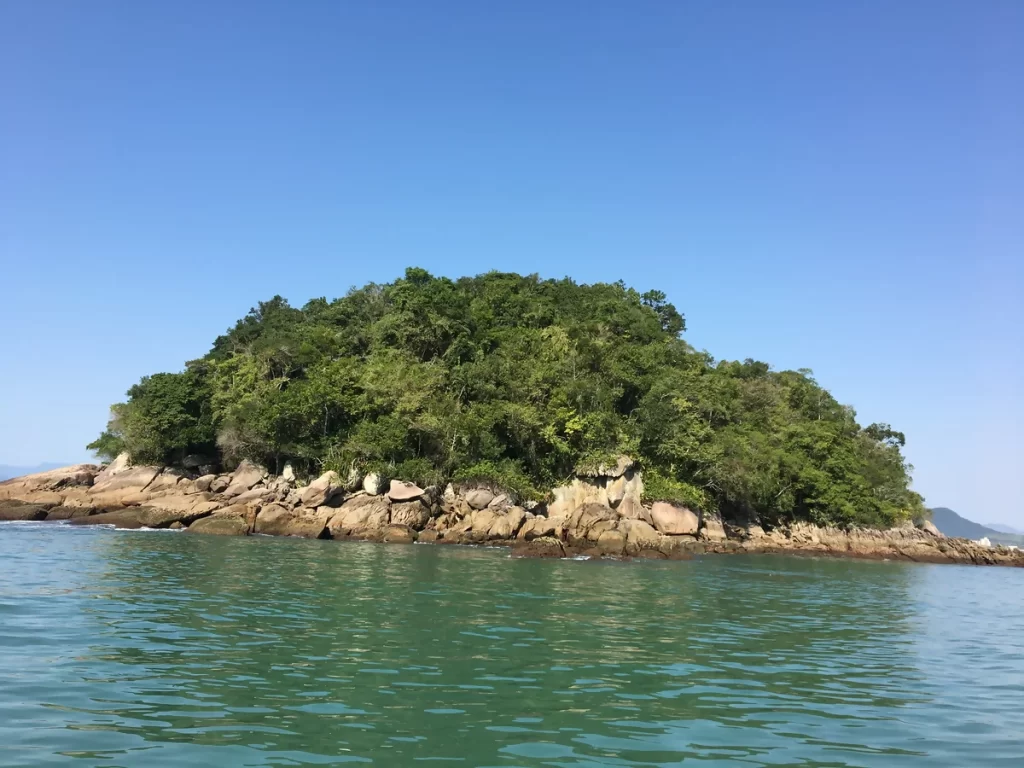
[3, 461, 1023, 568]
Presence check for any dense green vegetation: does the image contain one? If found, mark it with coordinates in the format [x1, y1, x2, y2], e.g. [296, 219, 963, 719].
[89, 269, 924, 528]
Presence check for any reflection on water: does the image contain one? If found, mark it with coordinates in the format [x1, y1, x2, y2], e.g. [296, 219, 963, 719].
[1, 523, 1022, 766]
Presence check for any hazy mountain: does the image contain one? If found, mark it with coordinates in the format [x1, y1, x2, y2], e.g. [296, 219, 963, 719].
[0, 463, 67, 482]
[930, 508, 1024, 546]
[986, 523, 1024, 535]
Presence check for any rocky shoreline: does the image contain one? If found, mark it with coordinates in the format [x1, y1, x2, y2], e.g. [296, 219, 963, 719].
[2, 458, 1021, 567]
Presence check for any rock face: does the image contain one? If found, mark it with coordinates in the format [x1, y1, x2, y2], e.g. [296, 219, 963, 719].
[3, 462, 1024, 568]
[650, 502, 700, 535]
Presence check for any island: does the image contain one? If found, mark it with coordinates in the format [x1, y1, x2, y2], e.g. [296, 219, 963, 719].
[2, 269, 1019, 566]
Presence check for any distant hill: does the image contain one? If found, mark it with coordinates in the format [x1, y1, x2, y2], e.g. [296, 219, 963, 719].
[0, 463, 67, 482]
[930, 507, 1024, 546]
[986, 523, 1024, 535]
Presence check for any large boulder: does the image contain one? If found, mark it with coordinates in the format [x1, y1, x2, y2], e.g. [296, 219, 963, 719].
[300, 471, 343, 507]
[517, 515, 560, 541]
[488, 507, 528, 540]
[187, 504, 256, 536]
[194, 474, 217, 493]
[387, 480, 424, 502]
[465, 489, 495, 510]
[0, 501, 50, 521]
[209, 475, 231, 494]
[94, 452, 131, 483]
[390, 499, 430, 529]
[699, 511, 728, 541]
[45, 505, 97, 521]
[254, 504, 329, 538]
[621, 518, 664, 553]
[565, 503, 618, 544]
[0, 464, 100, 501]
[382, 524, 417, 543]
[327, 495, 390, 537]
[650, 502, 699, 535]
[362, 472, 386, 496]
[145, 468, 192, 496]
[596, 529, 626, 555]
[917, 519, 944, 538]
[89, 468, 159, 499]
[511, 536, 566, 559]
[222, 461, 266, 498]
[144, 493, 222, 518]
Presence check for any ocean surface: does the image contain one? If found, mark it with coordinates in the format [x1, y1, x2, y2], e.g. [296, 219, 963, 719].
[1, 523, 1022, 767]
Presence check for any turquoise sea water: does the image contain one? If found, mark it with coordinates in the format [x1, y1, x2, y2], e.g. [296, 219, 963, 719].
[1, 522, 1022, 767]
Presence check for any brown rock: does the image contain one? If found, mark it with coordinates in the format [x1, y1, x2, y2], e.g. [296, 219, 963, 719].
[390, 499, 431, 529]
[565, 503, 618, 543]
[209, 475, 231, 494]
[222, 461, 266, 498]
[254, 504, 329, 538]
[511, 536, 566, 559]
[383, 524, 417, 543]
[88, 466, 161, 499]
[418, 530, 440, 543]
[300, 471, 344, 507]
[596, 529, 626, 555]
[699, 512, 728, 541]
[0, 464, 100, 501]
[387, 480, 424, 502]
[517, 515, 560, 541]
[621, 518, 664, 553]
[188, 511, 251, 536]
[650, 502, 699, 535]
[0, 501, 49, 521]
[45, 506, 96, 521]
[327, 495, 391, 537]
[71, 505, 214, 529]
[195, 474, 216, 493]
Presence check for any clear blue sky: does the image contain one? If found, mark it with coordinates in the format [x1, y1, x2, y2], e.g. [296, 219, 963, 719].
[1, 1, 1021, 524]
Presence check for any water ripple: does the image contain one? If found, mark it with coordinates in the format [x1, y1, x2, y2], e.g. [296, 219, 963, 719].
[0, 523, 1022, 766]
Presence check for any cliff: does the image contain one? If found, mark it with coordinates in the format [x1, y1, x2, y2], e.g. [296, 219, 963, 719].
[1, 459, 1020, 567]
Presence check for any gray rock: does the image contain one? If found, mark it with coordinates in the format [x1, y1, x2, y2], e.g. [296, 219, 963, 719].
[362, 472, 386, 496]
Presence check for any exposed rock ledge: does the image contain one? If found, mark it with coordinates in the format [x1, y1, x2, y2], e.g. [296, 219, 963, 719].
[1, 460, 1020, 567]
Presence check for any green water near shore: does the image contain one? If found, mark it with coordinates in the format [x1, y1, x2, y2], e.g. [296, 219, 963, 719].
[1, 523, 1022, 766]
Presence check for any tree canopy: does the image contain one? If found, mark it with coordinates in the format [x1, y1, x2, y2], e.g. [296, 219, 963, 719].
[89, 268, 924, 528]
